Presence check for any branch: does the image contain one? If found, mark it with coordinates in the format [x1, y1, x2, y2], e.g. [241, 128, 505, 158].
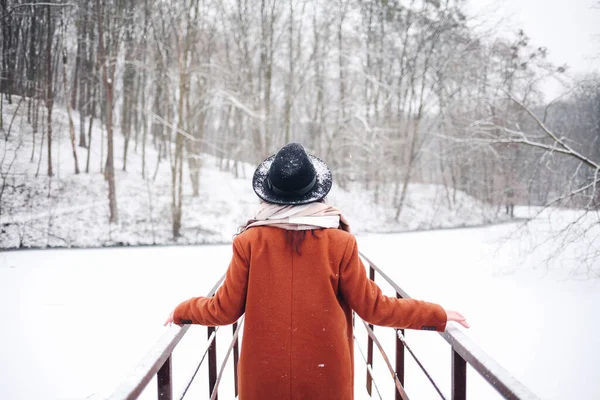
[586, 168, 600, 209]
[547, 178, 600, 208]
[149, 112, 229, 155]
[1, 2, 74, 20]
[214, 90, 265, 121]
[435, 131, 573, 158]
[542, 84, 580, 123]
[502, 90, 600, 170]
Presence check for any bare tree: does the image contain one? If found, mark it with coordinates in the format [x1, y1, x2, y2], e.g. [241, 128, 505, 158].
[2, 0, 599, 249]
[45, 4, 54, 177]
[61, 45, 80, 174]
[95, 0, 121, 223]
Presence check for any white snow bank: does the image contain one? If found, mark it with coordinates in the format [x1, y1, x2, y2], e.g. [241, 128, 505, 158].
[1, 221, 599, 400]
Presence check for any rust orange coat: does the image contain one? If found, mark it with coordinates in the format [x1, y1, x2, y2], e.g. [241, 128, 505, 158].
[173, 227, 447, 400]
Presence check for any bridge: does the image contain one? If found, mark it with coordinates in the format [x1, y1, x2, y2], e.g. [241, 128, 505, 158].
[108, 253, 540, 400]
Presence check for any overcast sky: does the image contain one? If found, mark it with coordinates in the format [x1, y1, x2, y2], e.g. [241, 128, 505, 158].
[467, 0, 600, 99]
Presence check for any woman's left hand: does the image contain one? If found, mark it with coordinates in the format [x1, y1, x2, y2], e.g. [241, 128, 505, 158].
[164, 310, 174, 326]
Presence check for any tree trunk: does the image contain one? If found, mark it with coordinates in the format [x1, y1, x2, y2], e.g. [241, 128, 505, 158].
[71, 42, 79, 110]
[121, 19, 135, 172]
[394, 124, 418, 221]
[96, 0, 118, 223]
[62, 48, 80, 174]
[77, 6, 88, 148]
[46, 5, 54, 178]
[141, 112, 147, 179]
[283, 0, 294, 143]
[27, 3, 38, 100]
[104, 81, 118, 223]
[86, 102, 94, 173]
[30, 99, 40, 162]
[86, 45, 98, 174]
[36, 108, 46, 177]
[187, 118, 202, 197]
[138, 0, 150, 178]
[172, 42, 188, 236]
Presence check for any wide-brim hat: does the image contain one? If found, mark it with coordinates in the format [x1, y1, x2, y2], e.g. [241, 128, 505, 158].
[252, 143, 333, 205]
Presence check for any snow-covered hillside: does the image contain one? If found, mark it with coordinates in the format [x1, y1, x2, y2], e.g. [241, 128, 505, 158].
[1, 98, 506, 249]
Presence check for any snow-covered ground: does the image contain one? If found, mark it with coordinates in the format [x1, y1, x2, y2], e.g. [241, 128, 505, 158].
[2, 97, 599, 399]
[1, 97, 506, 249]
[1, 212, 599, 400]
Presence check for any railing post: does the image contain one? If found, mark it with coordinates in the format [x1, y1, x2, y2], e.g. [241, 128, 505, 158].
[395, 293, 405, 400]
[157, 355, 172, 400]
[208, 326, 218, 400]
[233, 322, 240, 397]
[452, 349, 467, 400]
[366, 265, 376, 395]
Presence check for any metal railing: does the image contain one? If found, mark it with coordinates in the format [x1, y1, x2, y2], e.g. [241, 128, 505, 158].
[357, 252, 540, 400]
[108, 274, 240, 400]
[109, 252, 540, 400]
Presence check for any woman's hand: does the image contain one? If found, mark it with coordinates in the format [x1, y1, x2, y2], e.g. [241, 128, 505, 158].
[445, 310, 470, 329]
[164, 310, 174, 326]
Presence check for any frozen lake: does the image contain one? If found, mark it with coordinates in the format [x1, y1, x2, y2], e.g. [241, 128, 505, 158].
[1, 221, 599, 399]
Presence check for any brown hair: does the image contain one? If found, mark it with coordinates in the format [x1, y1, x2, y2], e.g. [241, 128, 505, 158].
[285, 230, 320, 255]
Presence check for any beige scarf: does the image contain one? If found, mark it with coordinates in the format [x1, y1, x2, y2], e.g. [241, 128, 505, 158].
[240, 202, 351, 233]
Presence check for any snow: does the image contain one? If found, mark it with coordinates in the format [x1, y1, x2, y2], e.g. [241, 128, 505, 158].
[1, 97, 505, 249]
[2, 93, 599, 399]
[1, 214, 599, 400]
[0, 245, 235, 400]
[354, 211, 600, 400]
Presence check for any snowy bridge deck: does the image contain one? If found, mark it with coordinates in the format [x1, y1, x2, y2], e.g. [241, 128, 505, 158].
[108, 253, 540, 400]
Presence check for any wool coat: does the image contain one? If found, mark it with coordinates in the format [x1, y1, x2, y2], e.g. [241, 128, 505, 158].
[173, 226, 447, 400]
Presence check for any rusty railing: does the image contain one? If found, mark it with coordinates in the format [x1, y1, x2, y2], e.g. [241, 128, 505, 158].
[356, 252, 540, 400]
[108, 274, 242, 400]
[109, 252, 540, 400]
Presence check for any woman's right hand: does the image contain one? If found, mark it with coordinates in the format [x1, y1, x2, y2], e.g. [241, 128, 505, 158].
[445, 310, 470, 328]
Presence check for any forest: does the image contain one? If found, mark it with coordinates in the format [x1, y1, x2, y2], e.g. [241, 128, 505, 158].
[1, 0, 599, 241]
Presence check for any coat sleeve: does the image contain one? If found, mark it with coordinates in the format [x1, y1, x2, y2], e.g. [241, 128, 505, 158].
[173, 238, 249, 326]
[338, 236, 447, 332]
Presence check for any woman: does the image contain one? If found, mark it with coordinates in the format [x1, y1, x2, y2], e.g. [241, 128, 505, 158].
[165, 143, 468, 400]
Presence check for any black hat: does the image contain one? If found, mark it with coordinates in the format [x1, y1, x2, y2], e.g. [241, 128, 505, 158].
[252, 143, 333, 205]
